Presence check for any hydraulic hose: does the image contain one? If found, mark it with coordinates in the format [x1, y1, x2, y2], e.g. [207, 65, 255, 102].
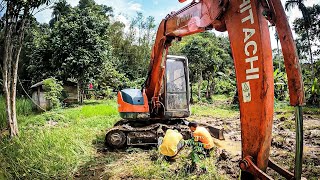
[294, 106, 303, 180]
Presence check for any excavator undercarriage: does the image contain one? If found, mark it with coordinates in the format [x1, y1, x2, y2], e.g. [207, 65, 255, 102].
[105, 118, 224, 149]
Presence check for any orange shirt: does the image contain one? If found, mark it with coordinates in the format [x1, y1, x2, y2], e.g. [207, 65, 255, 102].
[193, 127, 214, 149]
[159, 129, 183, 156]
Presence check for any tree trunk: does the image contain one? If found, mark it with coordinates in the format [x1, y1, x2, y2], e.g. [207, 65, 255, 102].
[2, 22, 19, 137]
[206, 79, 210, 100]
[10, 34, 24, 136]
[78, 81, 84, 104]
[197, 71, 202, 101]
[306, 29, 314, 79]
[209, 77, 215, 97]
[190, 82, 194, 104]
[1, 2, 29, 137]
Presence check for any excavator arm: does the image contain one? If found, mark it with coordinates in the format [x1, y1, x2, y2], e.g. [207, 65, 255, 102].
[144, 0, 304, 179]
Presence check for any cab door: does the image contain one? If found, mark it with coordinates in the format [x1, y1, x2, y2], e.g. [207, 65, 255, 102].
[164, 55, 190, 118]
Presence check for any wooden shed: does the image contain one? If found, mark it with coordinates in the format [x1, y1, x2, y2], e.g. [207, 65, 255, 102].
[31, 81, 80, 111]
[31, 81, 50, 111]
[62, 81, 80, 104]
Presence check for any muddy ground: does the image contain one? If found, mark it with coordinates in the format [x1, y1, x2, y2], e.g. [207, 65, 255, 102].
[200, 109, 320, 179]
[74, 103, 319, 180]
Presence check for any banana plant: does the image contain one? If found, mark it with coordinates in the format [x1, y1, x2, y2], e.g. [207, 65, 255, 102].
[308, 77, 320, 106]
[274, 68, 288, 101]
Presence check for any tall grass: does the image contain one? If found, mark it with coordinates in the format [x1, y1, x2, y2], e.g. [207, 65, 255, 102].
[0, 97, 5, 128]
[0, 96, 33, 129]
[0, 100, 119, 179]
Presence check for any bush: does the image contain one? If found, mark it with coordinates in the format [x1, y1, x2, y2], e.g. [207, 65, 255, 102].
[214, 78, 235, 96]
[307, 78, 320, 106]
[43, 78, 64, 109]
[274, 69, 288, 101]
[95, 86, 116, 100]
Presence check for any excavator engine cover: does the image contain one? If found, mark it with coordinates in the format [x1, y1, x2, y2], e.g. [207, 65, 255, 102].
[118, 89, 149, 119]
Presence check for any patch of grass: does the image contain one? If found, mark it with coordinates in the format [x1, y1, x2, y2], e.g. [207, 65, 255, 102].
[103, 148, 227, 180]
[274, 101, 320, 119]
[191, 104, 239, 118]
[279, 120, 295, 131]
[0, 96, 34, 129]
[79, 102, 118, 118]
[0, 100, 119, 179]
[212, 95, 231, 101]
[303, 106, 320, 116]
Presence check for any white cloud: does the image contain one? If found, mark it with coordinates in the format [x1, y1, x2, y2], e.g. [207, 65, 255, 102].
[128, 2, 142, 11]
[34, 0, 142, 24]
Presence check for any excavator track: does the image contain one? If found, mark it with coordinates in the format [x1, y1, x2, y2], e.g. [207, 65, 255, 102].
[105, 119, 224, 149]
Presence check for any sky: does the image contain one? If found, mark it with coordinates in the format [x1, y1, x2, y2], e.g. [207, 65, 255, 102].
[34, 0, 320, 49]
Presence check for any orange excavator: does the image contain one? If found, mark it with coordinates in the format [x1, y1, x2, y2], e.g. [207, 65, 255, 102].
[105, 0, 305, 179]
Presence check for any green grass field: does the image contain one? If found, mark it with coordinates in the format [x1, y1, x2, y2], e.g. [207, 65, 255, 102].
[0, 97, 231, 179]
[0, 100, 119, 179]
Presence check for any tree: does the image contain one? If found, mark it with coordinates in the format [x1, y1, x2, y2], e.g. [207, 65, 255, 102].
[176, 32, 233, 101]
[285, 0, 314, 77]
[293, 5, 320, 61]
[293, 4, 320, 106]
[0, 0, 51, 137]
[109, 13, 156, 81]
[49, 0, 71, 27]
[49, 3, 113, 101]
[22, 22, 54, 83]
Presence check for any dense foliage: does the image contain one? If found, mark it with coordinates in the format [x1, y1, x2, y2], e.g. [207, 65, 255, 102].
[43, 78, 64, 109]
[19, 0, 156, 96]
[3, 0, 320, 109]
[292, 4, 320, 106]
[170, 32, 234, 102]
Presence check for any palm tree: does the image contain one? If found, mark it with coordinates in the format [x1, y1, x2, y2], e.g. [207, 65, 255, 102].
[285, 0, 314, 78]
[274, 28, 281, 70]
[49, 0, 71, 27]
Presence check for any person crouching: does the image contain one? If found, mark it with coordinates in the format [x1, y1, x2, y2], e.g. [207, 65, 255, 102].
[158, 128, 185, 161]
[188, 122, 214, 156]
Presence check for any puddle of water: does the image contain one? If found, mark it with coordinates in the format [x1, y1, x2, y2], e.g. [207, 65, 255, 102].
[213, 136, 241, 155]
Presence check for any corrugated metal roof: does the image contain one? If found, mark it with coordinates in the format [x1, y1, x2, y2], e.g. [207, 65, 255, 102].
[30, 81, 43, 88]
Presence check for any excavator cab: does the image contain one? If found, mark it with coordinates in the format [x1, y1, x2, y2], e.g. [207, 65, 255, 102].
[164, 55, 190, 118]
[118, 55, 190, 120]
